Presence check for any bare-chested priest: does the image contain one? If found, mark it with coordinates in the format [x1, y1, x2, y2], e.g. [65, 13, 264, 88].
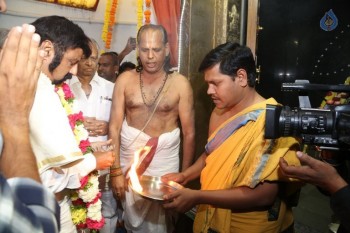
[109, 24, 195, 233]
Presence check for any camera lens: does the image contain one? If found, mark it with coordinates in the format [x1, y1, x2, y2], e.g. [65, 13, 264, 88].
[279, 107, 333, 137]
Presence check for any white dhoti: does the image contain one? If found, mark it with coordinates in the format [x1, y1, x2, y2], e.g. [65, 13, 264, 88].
[120, 119, 180, 233]
[59, 197, 77, 233]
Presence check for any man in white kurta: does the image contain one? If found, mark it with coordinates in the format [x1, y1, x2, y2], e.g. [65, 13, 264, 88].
[29, 16, 115, 233]
[67, 73, 114, 142]
[67, 39, 117, 233]
[30, 73, 97, 233]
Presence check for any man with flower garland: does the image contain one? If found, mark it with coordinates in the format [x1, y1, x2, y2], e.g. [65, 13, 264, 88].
[67, 38, 118, 233]
[29, 16, 115, 233]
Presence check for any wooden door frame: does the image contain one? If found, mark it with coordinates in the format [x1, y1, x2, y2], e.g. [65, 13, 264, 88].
[246, 0, 259, 57]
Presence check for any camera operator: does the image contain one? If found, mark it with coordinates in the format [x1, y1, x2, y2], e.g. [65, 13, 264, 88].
[280, 151, 350, 233]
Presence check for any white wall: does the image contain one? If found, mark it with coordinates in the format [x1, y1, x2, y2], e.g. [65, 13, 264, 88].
[0, 0, 139, 63]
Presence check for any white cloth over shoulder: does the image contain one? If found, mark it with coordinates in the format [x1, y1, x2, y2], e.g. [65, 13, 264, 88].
[29, 73, 84, 174]
[29, 73, 97, 233]
[120, 119, 180, 233]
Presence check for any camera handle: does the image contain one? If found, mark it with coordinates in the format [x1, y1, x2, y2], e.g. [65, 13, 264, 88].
[282, 80, 350, 92]
[290, 80, 312, 108]
[282, 79, 350, 108]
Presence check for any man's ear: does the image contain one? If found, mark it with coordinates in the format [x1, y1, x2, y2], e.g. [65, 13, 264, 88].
[40, 40, 53, 58]
[237, 68, 248, 87]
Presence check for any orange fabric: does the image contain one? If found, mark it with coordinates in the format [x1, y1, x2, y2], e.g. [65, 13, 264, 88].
[152, 0, 181, 67]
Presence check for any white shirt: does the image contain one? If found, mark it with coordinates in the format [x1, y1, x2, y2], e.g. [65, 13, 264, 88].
[30, 73, 96, 193]
[67, 74, 114, 142]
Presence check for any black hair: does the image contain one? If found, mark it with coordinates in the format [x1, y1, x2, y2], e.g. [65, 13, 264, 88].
[135, 24, 171, 73]
[198, 42, 257, 87]
[100, 52, 119, 66]
[119, 61, 136, 74]
[31, 15, 91, 73]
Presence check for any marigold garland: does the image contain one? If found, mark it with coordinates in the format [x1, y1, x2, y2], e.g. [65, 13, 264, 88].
[55, 82, 104, 232]
[102, 0, 118, 50]
[136, 0, 144, 31]
[137, 0, 152, 36]
[144, 0, 151, 24]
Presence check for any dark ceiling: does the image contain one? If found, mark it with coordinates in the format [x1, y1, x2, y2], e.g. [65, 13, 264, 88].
[256, 0, 350, 107]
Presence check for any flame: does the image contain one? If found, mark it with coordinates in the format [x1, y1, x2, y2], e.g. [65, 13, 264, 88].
[129, 146, 152, 193]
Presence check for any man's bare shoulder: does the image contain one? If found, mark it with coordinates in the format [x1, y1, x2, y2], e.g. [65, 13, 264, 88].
[115, 70, 139, 86]
[168, 72, 192, 90]
[170, 72, 190, 82]
[209, 107, 235, 134]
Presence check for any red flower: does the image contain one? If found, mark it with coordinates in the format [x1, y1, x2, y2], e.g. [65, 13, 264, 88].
[68, 111, 84, 130]
[72, 198, 85, 206]
[86, 218, 105, 230]
[76, 222, 87, 229]
[80, 176, 89, 188]
[79, 139, 91, 154]
[62, 83, 74, 100]
[76, 111, 84, 121]
[86, 192, 102, 208]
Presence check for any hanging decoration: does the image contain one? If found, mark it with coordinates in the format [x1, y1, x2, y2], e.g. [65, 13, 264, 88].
[136, 0, 144, 31]
[101, 0, 118, 51]
[36, 0, 100, 11]
[137, 0, 152, 32]
[144, 0, 152, 24]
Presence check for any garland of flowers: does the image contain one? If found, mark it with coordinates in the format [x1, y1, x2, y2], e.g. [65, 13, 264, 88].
[137, 0, 152, 30]
[102, 0, 118, 51]
[136, 0, 144, 31]
[55, 82, 105, 232]
[144, 0, 152, 24]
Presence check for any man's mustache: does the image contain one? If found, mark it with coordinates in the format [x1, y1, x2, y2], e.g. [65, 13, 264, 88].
[52, 73, 73, 85]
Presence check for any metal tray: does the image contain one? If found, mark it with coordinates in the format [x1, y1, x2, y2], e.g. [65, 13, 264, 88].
[129, 175, 183, 201]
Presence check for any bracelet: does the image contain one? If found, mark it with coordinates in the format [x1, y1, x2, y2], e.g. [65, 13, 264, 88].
[110, 172, 123, 177]
[110, 165, 121, 170]
[110, 170, 122, 175]
[110, 168, 122, 175]
[110, 167, 122, 172]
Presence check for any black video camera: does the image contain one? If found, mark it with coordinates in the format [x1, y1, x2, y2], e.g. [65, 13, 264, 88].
[264, 81, 350, 150]
[265, 104, 350, 150]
